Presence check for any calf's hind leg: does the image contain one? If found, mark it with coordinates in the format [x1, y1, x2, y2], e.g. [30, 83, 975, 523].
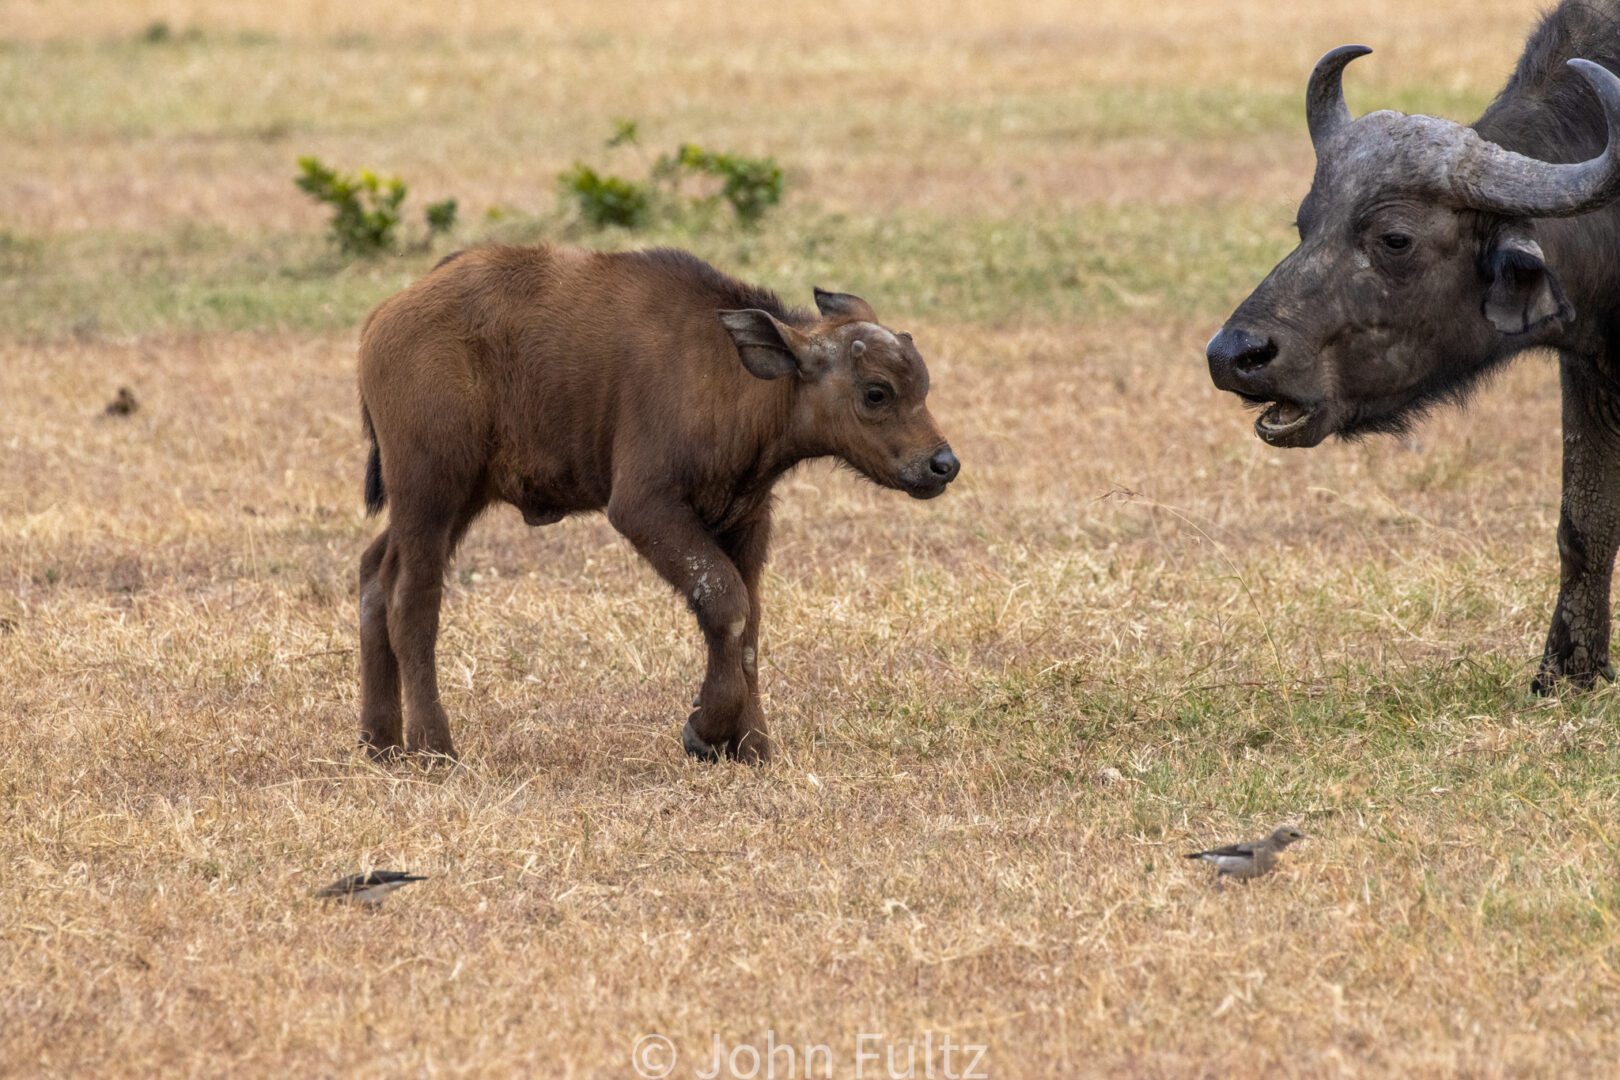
[383, 494, 485, 759]
[358, 530, 403, 757]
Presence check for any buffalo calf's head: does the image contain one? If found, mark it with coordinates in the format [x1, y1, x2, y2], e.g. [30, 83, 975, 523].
[1208, 45, 1620, 447]
[720, 289, 958, 499]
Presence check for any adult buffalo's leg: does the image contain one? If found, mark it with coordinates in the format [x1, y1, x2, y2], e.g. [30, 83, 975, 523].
[607, 492, 766, 763]
[358, 529, 403, 757]
[1534, 354, 1620, 693]
[718, 513, 772, 762]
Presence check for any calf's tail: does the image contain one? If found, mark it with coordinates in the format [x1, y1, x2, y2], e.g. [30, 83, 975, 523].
[361, 403, 386, 516]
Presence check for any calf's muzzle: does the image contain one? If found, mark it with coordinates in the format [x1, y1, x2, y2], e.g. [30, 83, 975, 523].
[901, 443, 960, 499]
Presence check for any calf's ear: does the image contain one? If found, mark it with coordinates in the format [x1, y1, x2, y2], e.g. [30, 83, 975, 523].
[1483, 234, 1572, 336]
[812, 287, 878, 322]
[719, 309, 821, 380]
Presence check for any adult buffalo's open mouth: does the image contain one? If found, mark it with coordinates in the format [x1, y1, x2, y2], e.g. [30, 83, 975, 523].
[1257, 400, 1313, 440]
[1239, 394, 1319, 447]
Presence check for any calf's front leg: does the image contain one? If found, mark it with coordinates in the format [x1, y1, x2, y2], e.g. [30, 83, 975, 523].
[1534, 355, 1620, 693]
[608, 494, 770, 763]
[718, 515, 772, 760]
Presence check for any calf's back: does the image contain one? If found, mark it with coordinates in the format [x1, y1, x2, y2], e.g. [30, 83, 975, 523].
[358, 244, 803, 521]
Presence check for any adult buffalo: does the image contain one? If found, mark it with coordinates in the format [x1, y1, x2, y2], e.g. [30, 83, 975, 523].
[1207, 3, 1620, 693]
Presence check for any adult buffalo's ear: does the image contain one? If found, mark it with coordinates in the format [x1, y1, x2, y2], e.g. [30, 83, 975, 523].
[719, 309, 823, 380]
[1483, 232, 1573, 336]
[811, 287, 878, 322]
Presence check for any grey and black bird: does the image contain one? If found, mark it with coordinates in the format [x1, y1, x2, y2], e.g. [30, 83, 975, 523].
[1186, 826, 1306, 882]
[314, 870, 427, 907]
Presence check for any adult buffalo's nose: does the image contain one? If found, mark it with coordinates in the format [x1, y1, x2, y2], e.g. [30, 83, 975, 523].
[929, 445, 960, 482]
[1206, 327, 1278, 390]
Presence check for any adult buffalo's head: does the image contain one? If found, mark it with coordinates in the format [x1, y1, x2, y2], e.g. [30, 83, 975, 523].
[1207, 46, 1620, 447]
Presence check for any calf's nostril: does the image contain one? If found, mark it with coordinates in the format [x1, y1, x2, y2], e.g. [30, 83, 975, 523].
[929, 447, 960, 479]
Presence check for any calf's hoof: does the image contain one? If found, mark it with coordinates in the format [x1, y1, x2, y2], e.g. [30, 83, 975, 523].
[404, 736, 459, 763]
[682, 718, 722, 763]
[681, 716, 772, 765]
[729, 728, 772, 766]
[358, 735, 404, 763]
[405, 715, 458, 760]
[358, 712, 404, 761]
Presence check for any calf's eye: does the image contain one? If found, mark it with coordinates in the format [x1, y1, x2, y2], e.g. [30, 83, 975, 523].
[864, 385, 891, 407]
[1381, 232, 1412, 252]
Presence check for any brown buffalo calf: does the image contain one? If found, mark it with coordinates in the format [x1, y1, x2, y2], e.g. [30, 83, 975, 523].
[356, 244, 959, 764]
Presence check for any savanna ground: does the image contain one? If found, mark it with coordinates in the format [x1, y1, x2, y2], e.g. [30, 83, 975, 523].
[3, 1, 1619, 1076]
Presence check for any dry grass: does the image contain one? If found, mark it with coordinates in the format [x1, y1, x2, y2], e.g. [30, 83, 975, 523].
[5, 2, 1620, 1077]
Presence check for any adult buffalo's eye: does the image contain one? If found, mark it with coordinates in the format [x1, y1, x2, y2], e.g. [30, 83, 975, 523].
[1381, 232, 1412, 252]
[864, 384, 892, 408]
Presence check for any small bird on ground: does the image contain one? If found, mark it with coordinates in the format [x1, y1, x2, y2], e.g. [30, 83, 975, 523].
[314, 870, 427, 907]
[103, 387, 138, 417]
[1186, 826, 1306, 883]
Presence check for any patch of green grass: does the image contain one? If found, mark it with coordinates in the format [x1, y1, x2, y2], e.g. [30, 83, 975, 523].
[915, 79, 1499, 146]
[901, 652, 1620, 814]
[938, 87, 1303, 144]
[566, 202, 1292, 325]
[0, 202, 1294, 338]
[0, 227, 426, 337]
[0, 230, 43, 274]
[0, 30, 1500, 147]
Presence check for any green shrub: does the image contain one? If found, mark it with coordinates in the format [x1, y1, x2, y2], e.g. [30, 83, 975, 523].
[659, 144, 784, 225]
[559, 122, 786, 230]
[295, 158, 459, 256]
[606, 118, 641, 149]
[295, 157, 407, 256]
[559, 164, 652, 228]
[424, 198, 459, 237]
[138, 21, 203, 45]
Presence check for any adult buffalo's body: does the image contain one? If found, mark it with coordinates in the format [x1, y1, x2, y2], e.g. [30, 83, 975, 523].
[357, 245, 959, 763]
[1207, 2, 1620, 692]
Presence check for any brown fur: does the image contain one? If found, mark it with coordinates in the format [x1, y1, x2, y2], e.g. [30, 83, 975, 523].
[356, 244, 959, 763]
